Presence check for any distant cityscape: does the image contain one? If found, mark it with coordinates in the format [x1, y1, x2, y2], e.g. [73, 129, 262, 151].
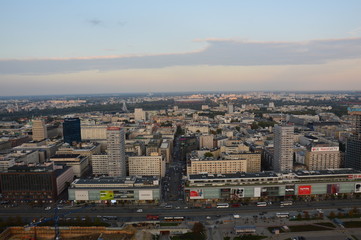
[1, 91, 361, 239]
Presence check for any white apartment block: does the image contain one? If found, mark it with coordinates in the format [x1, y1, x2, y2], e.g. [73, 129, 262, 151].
[107, 127, 126, 177]
[81, 125, 107, 140]
[128, 155, 165, 177]
[273, 124, 294, 172]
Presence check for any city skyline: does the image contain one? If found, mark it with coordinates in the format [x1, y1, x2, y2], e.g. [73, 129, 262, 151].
[1, 1, 361, 96]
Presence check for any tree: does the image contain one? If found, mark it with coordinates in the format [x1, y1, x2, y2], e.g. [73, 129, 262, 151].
[192, 222, 206, 240]
[204, 152, 213, 158]
[251, 122, 259, 130]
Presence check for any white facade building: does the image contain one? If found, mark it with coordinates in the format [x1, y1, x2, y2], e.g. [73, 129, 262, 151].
[107, 127, 126, 177]
[273, 124, 294, 172]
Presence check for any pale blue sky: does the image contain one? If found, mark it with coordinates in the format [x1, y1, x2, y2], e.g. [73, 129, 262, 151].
[1, 1, 361, 95]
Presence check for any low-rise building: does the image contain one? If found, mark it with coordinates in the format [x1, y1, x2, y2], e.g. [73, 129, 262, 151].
[68, 176, 160, 204]
[184, 169, 361, 204]
[0, 163, 73, 203]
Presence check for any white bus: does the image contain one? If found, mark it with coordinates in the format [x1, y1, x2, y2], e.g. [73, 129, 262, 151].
[257, 202, 267, 207]
[276, 212, 290, 218]
[216, 203, 229, 208]
[280, 201, 293, 207]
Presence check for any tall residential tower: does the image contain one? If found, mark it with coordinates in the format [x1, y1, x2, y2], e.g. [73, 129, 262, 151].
[345, 107, 361, 170]
[273, 124, 294, 172]
[106, 127, 126, 177]
[32, 119, 47, 141]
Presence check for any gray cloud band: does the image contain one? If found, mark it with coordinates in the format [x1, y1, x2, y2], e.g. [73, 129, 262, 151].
[1, 38, 361, 75]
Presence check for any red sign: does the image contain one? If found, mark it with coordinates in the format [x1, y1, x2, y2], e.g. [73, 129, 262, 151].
[298, 185, 311, 195]
[107, 126, 121, 130]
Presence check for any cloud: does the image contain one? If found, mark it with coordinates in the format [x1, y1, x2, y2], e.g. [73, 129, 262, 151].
[349, 27, 361, 36]
[87, 18, 103, 26]
[1, 37, 361, 75]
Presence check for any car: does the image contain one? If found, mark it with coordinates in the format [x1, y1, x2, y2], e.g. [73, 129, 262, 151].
[206, 216, 211, 220]
[175, 206, 181, 209]
[45, 206, 52, 211]
[136, 209, 143, 213]
[316, 209, 323, 213]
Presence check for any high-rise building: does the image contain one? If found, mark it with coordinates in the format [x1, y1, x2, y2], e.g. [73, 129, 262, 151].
[134, 108, 146, 122]
[32, 119, 47, 141]
[107, 127, 126, 177]
[63, 118, 81, 145]
[345, 107, 361, 170]
[227, 103, 234, 114]
[273, 124, 294, 172]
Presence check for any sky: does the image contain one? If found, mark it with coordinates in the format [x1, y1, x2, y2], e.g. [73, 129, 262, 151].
[1, 0, 361, 96]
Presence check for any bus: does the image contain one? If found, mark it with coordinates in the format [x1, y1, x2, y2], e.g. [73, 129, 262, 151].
[216, 203, 229, 208]
[280, 201, 293, 207]
[276, 212, 290, 218]
[257, 202, 267, 207]
[163, 216, 184, 222]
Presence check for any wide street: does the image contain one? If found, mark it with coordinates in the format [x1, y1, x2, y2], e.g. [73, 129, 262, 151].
[2, 199, 361, 224]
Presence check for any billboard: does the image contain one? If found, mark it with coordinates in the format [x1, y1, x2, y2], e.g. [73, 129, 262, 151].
[285, 185, 295, 196]
[355, 183, 361, 193]
[139, 190, 153, 200]
[298, 185, 312, 195]
[75, 190, 89, 201]
[100, 191, 114, 200]
[327, 184, 340, 194]
[254, 187, 261, 197]
[261, 186, 280, 197]
[220, 188, 230, 199]
[231, 188, 244, 199]
[311, 147, 339, 152]
[113, 190, 134, 199]
[190, 189, 204, 199]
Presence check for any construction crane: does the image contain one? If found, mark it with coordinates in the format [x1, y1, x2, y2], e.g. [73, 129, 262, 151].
[24, 203, 95, 240]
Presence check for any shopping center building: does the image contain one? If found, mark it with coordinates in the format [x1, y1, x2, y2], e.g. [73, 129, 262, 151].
[184, 169, 361, 205]
[68, 176, 160, 204]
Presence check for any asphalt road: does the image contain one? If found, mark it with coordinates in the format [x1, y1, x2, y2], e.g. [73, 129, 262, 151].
[2, 199, 361, 222]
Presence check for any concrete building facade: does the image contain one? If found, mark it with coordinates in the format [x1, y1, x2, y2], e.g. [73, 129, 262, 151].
[273, 124, 294, 172]
[107, 127, 126, 177]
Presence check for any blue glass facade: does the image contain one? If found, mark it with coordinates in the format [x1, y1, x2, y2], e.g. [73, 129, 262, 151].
[63, 118, 81, 145]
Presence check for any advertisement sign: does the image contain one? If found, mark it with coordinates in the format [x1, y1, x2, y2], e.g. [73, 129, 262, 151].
[311, 147, 339, 152]
[190, 189, 204, 199]
[261, 186, 279, 196]
[298, 185, 312, 195]
[100, 191, 114, 200]
[139, 190, 153, 200]
[355, 183, 361, 193]
[285, 185, 295, 196]
[220, 188, 230, 198]
[254, 187, 261, 197]
[75, 190, 89, 201]
[231, 188, 244, 199]
[113, 190, 134, 199]
[327, 184, 340, 194]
